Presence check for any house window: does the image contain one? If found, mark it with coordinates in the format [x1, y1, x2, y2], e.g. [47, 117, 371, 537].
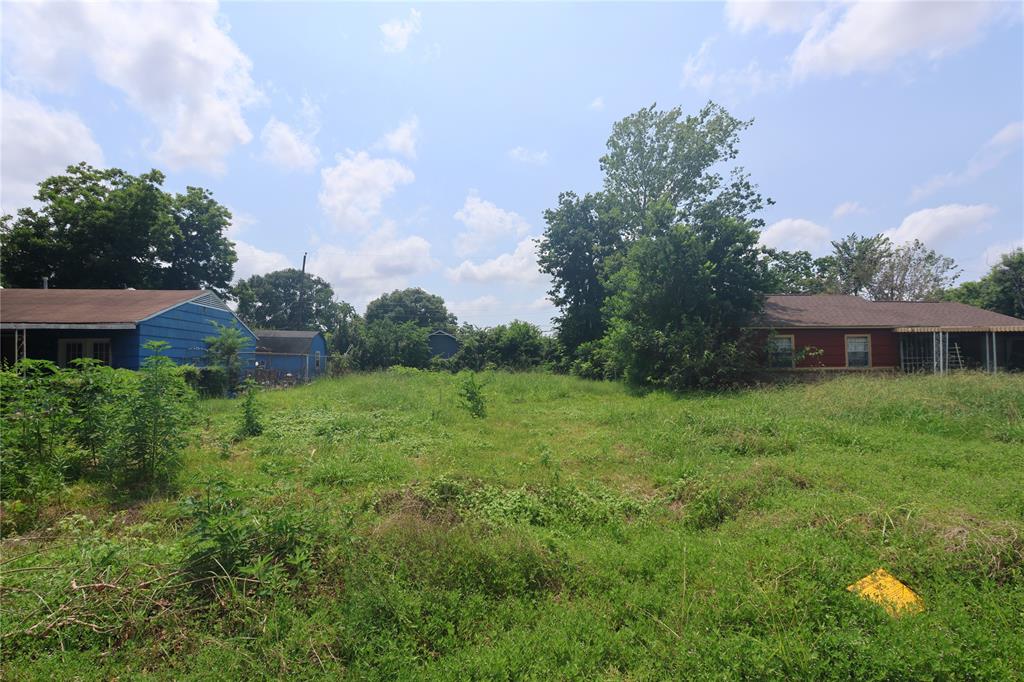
[315, 351, 321, 371]
[59, 338, 111, 367]
[768, 335, 795, 368]
[846, 335, 871, 368]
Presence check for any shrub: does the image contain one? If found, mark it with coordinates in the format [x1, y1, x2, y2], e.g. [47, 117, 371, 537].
[457, 372, 487, 418]
[203, 322, 248, 394]
[237, 379, 264, 438]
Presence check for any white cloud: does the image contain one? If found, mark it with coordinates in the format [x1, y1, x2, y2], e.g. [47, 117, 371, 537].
[447, 237, 542, 284]
[680, 38, 784, 96]
[3, 2, 261, 173]
[589, 96, 605, 111]
[0, 90, 105, 213]
[725, 1, 821, 34]
[260, 118, 319, 172]
[759, 218, 831, 254]
[448, 295, 501, 322]
[319, 151, 415, 231]
[911, 121, 1023, 201]
[832, 201, 866, 219]
[790, 2, 1006, 80]
[380, 9, 422, 53]
[308, 224, 437, 305]
[886, 204, 997, 246]
[232, 240, 292, 281]
[378, 116, 420, 159]
[508, 146, 549, 165]
[453, 194, 531, 256]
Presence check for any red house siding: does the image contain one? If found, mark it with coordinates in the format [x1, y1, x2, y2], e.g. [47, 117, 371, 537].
[769, 328, 900, 369]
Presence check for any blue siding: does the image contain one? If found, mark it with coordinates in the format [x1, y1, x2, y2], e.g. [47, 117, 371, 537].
[253, 332, 329, 380]
[137, 302, 257, 370]
[5, 329, 140, 369]
[428, 333, 459, 359]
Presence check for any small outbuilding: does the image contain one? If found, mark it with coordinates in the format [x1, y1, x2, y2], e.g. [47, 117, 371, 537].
[253, 330, 328, 383]
[754, 294, 1024, 373]
[428, 329, 459, 359]
[0, 289, 256, 370]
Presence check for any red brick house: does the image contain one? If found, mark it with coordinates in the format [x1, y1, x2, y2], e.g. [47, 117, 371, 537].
[753, 295, 1024, 373]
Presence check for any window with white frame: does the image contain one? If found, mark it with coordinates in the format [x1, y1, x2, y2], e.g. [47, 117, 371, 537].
[59, 339, 112, 367]
[846, 335, 870, 368]
[768, 335, 795, 368]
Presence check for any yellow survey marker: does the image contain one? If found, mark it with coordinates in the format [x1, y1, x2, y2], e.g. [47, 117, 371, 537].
[847, 568, 923, 616]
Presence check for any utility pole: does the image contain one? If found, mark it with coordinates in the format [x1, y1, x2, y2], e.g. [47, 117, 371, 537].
[296, 252, 308, 329]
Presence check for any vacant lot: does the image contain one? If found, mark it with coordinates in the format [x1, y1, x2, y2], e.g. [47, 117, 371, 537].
[2, 371, 1023, 679]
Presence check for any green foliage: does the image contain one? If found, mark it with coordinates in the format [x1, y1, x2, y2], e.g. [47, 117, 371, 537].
[449, 321, 552, 372]
[233, 268, 348, 332]
[356, 319, 431, 369]
[946, 248, 1024, 318]
[237, 379, 264, 438]
[1, 371, 1022, 678]
[365, 287, 457, 331]
[457, 371, 487, 418]
[203, 321, 248, 394]
[0, 162, 236, 293]
[102, 341, 194, 495]
[603, 215, 768, 389]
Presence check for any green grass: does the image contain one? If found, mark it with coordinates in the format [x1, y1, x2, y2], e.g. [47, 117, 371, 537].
[2, 370, 1023, 679]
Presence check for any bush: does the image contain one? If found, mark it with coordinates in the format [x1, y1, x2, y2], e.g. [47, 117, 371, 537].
[203, 322, 248, 395]
[457, 372, 487, 418]
[237, 379, 264, 438]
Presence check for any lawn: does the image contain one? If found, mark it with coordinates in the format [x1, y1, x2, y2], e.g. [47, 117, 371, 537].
[2, 370, 1023, 679]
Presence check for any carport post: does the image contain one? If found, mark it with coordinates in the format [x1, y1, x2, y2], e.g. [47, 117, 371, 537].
[992, 331, 998, 374]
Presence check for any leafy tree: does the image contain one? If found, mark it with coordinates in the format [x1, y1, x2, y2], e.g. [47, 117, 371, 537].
[357, 320, 431, 369]
[868, 239, 960, 301]
[824, 233, 893, 296]
[162, 187, 237, 295]
[364, 288, 456, 331]
[537, 192, 623, 351]
[0, 163, 236, 292]
[946, 248, 1024, 318]
[233, 268, 343, 332]
[603, 213, 769, 390]
[762, 249, 832, 294]
[330, 301, 362, 355]
[204, 322, 249, 393]
[600, 102, 770, 234]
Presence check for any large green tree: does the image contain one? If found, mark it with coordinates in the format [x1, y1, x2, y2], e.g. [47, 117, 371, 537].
[0, 163, 236, 293]
[233, 269, 343, 332]
[823, 233, 893, 297]
[868, 239, 960, 301]
[946, 248, 1024, 319]
[364, 288, 456, 331]
[603, 211, 769, 389]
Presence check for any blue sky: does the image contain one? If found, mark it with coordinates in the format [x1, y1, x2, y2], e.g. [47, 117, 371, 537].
[2, 1, 1022, 328]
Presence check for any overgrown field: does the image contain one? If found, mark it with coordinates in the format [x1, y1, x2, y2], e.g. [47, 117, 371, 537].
[2, 370, 1023, 679]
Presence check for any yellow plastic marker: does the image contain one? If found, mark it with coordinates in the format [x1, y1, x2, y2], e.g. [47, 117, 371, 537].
[847, 568, 923, 616]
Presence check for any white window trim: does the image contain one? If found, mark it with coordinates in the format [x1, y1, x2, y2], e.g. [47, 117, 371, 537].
[58, 338, 112, 367]
[844, 334, 872, 369]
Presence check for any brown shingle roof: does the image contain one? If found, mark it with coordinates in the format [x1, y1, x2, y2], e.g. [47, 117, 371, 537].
[0, 289, 205, 325]
[255, 330, 321, 354]
[759, 294, 1024, 331]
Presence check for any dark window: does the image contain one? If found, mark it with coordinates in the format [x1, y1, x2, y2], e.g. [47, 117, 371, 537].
[846, 335, 870, 368]
[768, 336, 794, 368]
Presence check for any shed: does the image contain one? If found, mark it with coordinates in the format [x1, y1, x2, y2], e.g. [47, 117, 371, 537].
[254, 330, 328, 382]
[753, 294, 1024, 373]
[428, 330, 459, 359]
[0, 289, 257, 370]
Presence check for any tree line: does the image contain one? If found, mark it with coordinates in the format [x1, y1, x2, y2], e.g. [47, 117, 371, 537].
[2, 105, 1022, 387]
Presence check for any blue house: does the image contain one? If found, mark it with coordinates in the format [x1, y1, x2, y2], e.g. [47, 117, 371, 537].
[254, 330, 328, 382]
[0, 289, 256, 370]
[428, 330, 460, 359]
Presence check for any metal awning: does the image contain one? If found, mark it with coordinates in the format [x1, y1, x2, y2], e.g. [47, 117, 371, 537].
[893, 326, 1024, 333]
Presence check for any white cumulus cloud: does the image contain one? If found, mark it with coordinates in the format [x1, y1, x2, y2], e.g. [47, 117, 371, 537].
[308, 224, 437, 305]
[0, 90, 105, 213]
[453, 194, 531, 256]
[759, 218, 831, 255]
[447, 237, 542, 284]
[886, 204, 997, 246]
[378, 116, 420, 159]
[589, 96, 605, 111]
[319, 151, 415, 231]
[232, 240, 292, 281]
[260, 118, 319, 172]
[380, 9, 422, 53]
[911, 121, 1023, 201]
[790, 2, 1006, 80]
[725, 1, 822, 34]
[3, 1, 261, 173]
